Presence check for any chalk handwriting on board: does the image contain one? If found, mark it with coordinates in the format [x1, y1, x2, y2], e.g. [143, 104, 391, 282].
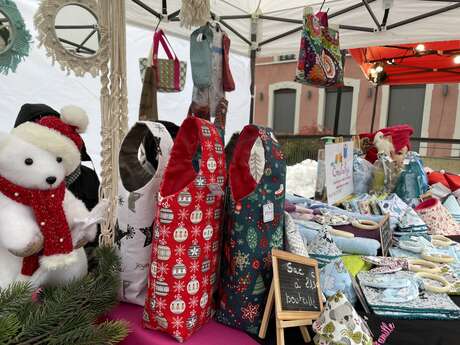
[278, 258, 320, 312]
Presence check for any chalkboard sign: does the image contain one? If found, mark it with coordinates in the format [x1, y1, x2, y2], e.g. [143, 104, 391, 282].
[272, 249, 323, 321]
[379, 214, 392, 257]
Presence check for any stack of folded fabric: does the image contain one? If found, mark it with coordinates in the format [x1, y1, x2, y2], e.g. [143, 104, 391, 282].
[313, 207, 385, 241]
[357, 271, 460, 320]
[378, 194, 428, 238]
[444, 195, 460, 225]
[294, 219, 381, 256]
[343, 193, 386, 216]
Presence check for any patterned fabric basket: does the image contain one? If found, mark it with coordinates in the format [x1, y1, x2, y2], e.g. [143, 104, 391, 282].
[415, 198, 460, 236]
[295, 7, 344, 87]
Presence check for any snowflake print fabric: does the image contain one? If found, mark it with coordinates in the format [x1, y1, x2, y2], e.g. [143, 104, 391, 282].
[144, 117, 227, 342]
[215, 125, 286, 334]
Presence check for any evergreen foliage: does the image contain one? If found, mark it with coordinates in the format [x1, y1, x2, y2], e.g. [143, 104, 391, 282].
[0, 247, 129, 345]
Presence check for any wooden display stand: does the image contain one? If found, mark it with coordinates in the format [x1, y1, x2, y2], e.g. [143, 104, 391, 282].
[258, 250, 323, 345]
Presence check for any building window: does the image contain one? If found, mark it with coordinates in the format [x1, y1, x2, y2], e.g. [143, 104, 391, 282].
[324, 86, 353, 135]
[388, 85, 426, 152]
[273, 88, 296, 134]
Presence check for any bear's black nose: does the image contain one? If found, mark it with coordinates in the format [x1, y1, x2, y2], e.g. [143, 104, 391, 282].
[46, 176, 57, 185]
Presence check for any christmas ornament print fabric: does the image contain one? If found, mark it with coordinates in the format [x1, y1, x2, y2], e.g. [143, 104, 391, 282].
[116, 122, 174, 306]
[144, 117, 226, 342]
[215, 125, 286, 334]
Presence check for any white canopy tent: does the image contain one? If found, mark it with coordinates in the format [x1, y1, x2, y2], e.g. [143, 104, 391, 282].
[126, 0, 460, 56]
[6, 1, 459, 245]
[126, 0, 460, 122]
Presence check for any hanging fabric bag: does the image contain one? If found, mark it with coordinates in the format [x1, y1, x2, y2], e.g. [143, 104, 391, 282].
[295, 7, 344, 87]
[222, 33, 235, 92]
[116, 121, 174, 306]
[139, 42, 159, 121]
[192, 23, 225, 118]
[152, 29, 186, 92]
[144, 116, 227, 342]
[190, 25, 213, 88]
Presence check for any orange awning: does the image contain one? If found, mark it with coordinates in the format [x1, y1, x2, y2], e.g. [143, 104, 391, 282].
[350, 40, 460, 85]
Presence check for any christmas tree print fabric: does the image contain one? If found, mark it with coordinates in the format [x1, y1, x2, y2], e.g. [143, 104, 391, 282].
[215, 125, 286, 334]
[116, 121, 174, 306]
[144, 117, 226, 342]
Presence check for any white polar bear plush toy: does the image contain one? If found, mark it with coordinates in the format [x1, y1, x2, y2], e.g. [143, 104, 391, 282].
[0, 106, 104, 289]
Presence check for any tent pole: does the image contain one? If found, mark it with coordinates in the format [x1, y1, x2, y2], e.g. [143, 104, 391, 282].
[249, 15, 258, 124]
[329, 0, 377, 18]
[362, 0, 382, 30]
[250, 49, 256, 124]
[333, 87, 342, 136]
[387, 3, 460, 30]
[370, 84, 379, 132]
[131, 0, 163, 19]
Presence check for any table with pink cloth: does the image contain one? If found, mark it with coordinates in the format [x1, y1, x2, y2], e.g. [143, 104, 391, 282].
[106, 303, 260, 345]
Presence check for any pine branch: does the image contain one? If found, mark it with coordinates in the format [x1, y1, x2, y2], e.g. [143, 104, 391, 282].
[0, 315, 21, 344]
[49, 320, 130, 345]
[0, 282, 33, 317]
[0, 247, 128, 345]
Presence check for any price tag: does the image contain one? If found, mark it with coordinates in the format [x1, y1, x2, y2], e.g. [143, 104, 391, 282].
[263, 202, 274, 223]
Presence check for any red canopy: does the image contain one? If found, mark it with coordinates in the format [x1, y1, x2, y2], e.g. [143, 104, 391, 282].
[350, 40, 460, 85]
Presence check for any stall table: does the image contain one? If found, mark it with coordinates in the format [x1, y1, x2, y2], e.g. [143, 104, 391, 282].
[107, 303, 260, 345]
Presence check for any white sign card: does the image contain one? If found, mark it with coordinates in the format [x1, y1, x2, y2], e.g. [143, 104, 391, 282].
[324, 141, 354, 205]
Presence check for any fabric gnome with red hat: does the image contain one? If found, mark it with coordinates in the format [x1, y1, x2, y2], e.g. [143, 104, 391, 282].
[0, 106, 103, 289]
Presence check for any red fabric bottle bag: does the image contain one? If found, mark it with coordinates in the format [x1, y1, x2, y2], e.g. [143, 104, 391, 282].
[144, 116, 226, 342]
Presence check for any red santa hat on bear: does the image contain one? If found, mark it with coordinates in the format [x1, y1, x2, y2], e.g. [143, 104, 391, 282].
[11, 106, 88, 176]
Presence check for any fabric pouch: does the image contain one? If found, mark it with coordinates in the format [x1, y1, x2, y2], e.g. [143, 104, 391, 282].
[378, 193, 425, 230]
[341, 255, 371, 277]
[443, 194, 460, 224]
[285, 211, 309, 257]
[313, 292, 373, 345]
[308, 225, 342, 267]
[381, 281, 419, 304]
[353, 153, 374, 194]
[320, 258, 356, 304]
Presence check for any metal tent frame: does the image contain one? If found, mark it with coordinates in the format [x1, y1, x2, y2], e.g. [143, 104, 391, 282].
[55, 0, 460, 132]
[128, 0, 460, 135]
